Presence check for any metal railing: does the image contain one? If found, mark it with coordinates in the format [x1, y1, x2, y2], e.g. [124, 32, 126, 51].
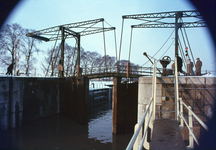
[179, 98, 209, 149]
[126, 57, 209, 150]
[126, 59, 158, 150]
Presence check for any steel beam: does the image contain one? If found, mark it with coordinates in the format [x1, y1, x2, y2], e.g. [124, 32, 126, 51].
[131, 22, 207, 28]
[123, 10, 202, 19]
[27, 18, 104, 35]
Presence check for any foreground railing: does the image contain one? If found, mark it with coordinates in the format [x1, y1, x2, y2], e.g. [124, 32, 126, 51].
[126, 59, 158, 150]
[179, 98, 208, 149]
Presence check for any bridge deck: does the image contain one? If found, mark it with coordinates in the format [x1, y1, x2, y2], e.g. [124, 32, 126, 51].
[150, 119, 186, 150]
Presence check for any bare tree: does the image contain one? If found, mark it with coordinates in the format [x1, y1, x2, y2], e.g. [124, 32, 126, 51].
[20, 29, 42, 75]
[41, 43, 84, 77]
[0, 23, 24, 72]
[88, 51, 101, 74]
[41, 46, 60, 76]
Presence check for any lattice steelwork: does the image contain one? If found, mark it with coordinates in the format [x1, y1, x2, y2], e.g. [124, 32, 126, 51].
[26, 18, 115, 41]
[122, 10, 207, 28]
[123, 11, 202, 19]
[26, 18, 116, 77]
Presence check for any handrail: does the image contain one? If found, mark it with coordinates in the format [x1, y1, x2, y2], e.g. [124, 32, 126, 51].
[126, 59, 158, 150]
[126, 98, 153, 150]
[179, 97, 209, 148]
[181, 100, 208, 130]
[179, 114, 199, 144]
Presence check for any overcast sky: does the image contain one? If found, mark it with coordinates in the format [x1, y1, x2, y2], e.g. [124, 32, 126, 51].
[3, 0, 215, 74]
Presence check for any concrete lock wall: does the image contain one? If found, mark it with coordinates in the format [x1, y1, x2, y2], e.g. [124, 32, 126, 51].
[0, 77, 90, 130]
[0, 77, 66, 130]
[138, 76, 216, 146]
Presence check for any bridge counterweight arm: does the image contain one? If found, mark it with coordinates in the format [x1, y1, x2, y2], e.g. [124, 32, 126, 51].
[26, 18, 105, 36]
[122, 10, 202, 19]
[131, 22, 207, 28]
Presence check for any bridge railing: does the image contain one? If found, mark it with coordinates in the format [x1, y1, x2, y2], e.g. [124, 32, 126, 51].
[79, 65, 163, 76]
[126, 59, 158, 150]
[178, 97, 209, 149]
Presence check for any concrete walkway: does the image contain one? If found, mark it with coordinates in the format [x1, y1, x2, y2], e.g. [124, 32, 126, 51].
[150, 119, 186, 150]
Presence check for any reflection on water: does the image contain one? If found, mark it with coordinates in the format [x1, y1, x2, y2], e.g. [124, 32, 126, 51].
[88, 103, 112, 143]
[0, 92, 133, 149]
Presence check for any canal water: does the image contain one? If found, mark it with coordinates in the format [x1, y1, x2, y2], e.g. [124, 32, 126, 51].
[0, 80, 133, 149]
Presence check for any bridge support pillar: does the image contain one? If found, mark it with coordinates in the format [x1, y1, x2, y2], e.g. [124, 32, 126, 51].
[112, 77, 138, 135]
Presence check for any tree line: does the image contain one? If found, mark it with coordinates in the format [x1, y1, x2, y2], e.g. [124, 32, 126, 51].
[0, 23, 140, 76]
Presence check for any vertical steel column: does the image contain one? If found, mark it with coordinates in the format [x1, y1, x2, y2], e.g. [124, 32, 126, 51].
[152, 59, 157, 121]
[77, 34, 81, 77]
[188, 106, 194, 148]
[175, 12, 182, 56]
[61, 26, 65, 77]
[175, 57, 179, 120]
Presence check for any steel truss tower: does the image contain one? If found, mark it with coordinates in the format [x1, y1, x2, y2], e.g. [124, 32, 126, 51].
[122, 10, 207, 56]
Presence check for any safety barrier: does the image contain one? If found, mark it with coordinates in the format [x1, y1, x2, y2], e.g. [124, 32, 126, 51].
[126, 59, 158, 150]
[179, 98, 208, 149]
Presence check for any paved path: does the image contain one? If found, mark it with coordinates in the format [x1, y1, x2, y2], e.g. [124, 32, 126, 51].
[150, 119, 186, 150]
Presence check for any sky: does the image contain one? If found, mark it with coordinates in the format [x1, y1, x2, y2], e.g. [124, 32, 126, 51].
[2, 0, 215, 75]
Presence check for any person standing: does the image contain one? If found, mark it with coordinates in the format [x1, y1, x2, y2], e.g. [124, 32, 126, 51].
[176, 55, 187, 76]
[57, 60, 63, 77]
[195, 58, 202, 76]
[187, 59, 194, 76]
[6, 63, 14, 75]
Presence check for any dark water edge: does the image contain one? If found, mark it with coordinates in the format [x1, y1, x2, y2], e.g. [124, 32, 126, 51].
[0, 101, 133, 150]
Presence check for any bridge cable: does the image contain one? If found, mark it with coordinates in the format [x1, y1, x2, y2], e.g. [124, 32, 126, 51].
[102, 21, 107, 69]
[128, 27, 133, 62]
[182, 28, 196, 65]
[141, 39, 175, 73]
[141, 29, 175, 67]
[105, 20, 118, 61]
[45, 30, 60, 77]
[180, 28, 187, 49]
[118, 18, 125, 62]
[159, 39, 175, 60]
[180, 18, 196, 66]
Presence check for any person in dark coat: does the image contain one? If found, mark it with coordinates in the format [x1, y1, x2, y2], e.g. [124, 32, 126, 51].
[187, 59, 194, 76]
[195, 58, 202, 76]
[6, 63, 14, 75]
[176, 55, 187, 76]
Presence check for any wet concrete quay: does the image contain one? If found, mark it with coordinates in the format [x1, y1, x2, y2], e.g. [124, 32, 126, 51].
[150, 119, 186, 150]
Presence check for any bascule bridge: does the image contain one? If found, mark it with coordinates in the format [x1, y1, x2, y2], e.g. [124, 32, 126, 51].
[0, 10, 215, 149]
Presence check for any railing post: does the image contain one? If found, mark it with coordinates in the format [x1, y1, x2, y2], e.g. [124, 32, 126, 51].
[152, 59, 157, 121]
[143, 105, 150, 150]
[179, 98, 184, 130]
[174, 57, 179, 120]
[188, 106, 194, 149]
[133, 123, 139, 150]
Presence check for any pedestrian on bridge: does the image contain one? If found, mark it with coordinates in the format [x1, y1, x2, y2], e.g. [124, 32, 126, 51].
[57, 60, 63, 77]
[187, 59, 194, 76]
[176, 55, 187, 76]
[195, 58, 202, 76]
